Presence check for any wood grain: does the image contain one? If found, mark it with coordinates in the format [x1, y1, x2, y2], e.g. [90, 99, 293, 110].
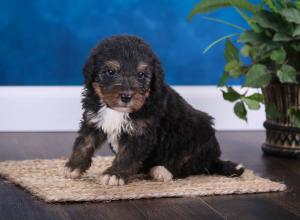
[0, 131, 299, 220]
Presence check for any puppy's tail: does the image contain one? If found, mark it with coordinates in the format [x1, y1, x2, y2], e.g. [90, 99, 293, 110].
[211, 159, 244, 177]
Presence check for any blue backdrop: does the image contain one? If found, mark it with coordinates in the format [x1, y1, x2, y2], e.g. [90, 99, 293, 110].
[0, 0, 251, 85]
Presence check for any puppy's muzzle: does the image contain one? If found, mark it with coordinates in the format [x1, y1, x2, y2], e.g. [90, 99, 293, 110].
[120, 92, 132, 104]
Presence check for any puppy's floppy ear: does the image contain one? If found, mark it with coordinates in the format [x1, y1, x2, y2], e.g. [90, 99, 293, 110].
[83, 54, 96, 86]
[151, 56, 165, 94]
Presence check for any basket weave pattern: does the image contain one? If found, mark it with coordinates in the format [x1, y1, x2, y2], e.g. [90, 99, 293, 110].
[0, 157, 286, 202]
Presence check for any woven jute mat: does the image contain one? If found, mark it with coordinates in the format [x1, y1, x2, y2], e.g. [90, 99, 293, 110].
[0, 156, 286, 202]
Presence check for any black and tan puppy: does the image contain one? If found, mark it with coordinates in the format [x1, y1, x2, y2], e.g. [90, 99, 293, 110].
[64, 35, 244, 185]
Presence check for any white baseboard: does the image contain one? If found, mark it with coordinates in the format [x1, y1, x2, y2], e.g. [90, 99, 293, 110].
[0, 86, 265, 131]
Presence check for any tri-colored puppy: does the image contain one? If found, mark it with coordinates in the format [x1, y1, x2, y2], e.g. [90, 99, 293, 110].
[64, 35, 244, 186]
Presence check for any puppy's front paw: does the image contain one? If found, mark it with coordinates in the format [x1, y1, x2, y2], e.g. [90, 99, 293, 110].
[150, 166, 173, 182]
[98, 174, 125, 186]
[63, 167, 82, 179]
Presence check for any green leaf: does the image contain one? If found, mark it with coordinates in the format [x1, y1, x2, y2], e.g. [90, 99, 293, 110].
[297, 0, 300, 10]
[293, 25, 300, 37]
[225, 60, 242, 78]
[234, 101, 247, 121]
[188, 0, 259, 20]
[270, 47, 286, 64]
[238, 31, 270, 45]
[241, 45, 251, 57]
[203, 33, 239, 54]
[222, 87, 241, 102]
[203, 17, 246, 31]
[265, 103, 282, 119]
[278, 0, 288, 8]
[218, 72, 229, 87]
[242, 97, 260, 110]
[260, 41, 281, 51]
[291, 43, 300, 51]
[246, 93, 264, 102]
[273, 32, 292, 42]
[244, 64, 271, 88]
[281, 8, 300, 24]
[277, 64, 297, 83]
[252, 11, 285, 32]
[224, 38, 239, 61]
[288, 108, 300, 128]
[250, 45, 272, 62]
[262, 0, 279, 12]
[234, 6, 260, 32]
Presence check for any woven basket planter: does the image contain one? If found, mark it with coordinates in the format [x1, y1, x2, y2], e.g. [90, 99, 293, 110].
[262, 83, 300, 158]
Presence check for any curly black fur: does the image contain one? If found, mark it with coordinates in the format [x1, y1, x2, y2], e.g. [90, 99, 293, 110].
[66, 35, 244, 183]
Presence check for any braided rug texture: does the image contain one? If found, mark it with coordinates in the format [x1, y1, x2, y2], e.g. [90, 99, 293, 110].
[0, 156, 286, 202]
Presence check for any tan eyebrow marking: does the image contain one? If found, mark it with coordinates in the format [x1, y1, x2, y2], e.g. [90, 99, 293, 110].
[137, 62, 148, 72]
[104, 60, 120, 70]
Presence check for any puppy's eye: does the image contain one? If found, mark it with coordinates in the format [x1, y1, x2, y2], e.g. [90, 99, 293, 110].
[104, 70, 116, 76]
[137, 72, 146, 80]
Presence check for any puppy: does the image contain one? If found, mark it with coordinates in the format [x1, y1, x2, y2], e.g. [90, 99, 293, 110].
[64, 35, 244, 185]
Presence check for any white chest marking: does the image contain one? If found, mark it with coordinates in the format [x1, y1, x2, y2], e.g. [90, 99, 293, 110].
[87, 106, 134, 153]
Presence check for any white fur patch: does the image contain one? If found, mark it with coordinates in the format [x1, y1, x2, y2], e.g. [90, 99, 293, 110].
[98, 174, 125, 186]
[87, 106, 134, 153]
[150, 166, 173, 182]
[236, 164, 244, 170]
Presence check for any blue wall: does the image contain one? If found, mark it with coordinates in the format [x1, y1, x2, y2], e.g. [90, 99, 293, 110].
[0, 0, 249, 85]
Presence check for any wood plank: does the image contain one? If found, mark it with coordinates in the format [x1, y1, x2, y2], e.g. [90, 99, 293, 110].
[202, 195, 299, 220]
[60, 198, 225, 220]
[0, 178, 223, 220]
[0, 132, 224, 220]
[0, 132, 111, 161]
[201, 132, 300, 219]
[0, 132, 299, 220]
[130, 198, 225, 220]
[0, 180, 70, 220]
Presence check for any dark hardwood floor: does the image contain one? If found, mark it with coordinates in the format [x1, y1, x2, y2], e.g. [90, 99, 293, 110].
[0, 131, 299, 220]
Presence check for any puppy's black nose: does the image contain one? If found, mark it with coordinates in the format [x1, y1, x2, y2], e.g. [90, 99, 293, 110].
[120, 93, 132, 103]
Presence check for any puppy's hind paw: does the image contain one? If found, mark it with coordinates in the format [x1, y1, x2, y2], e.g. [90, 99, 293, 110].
[233, 164, 245, 177]
[150, 166, 173, 182]
[63, 167, 82, 179]
[98, 174, 125, 186]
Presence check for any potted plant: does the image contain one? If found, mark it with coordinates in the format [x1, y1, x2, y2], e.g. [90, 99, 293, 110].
[189, 0, 300, 157]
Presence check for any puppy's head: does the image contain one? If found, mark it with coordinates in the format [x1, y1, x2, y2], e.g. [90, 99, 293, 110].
[84, 35, 164, 113]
